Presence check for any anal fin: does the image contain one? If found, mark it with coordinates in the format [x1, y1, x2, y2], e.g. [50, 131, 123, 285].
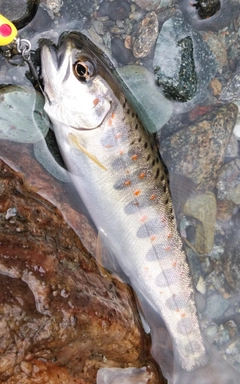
[96, 230, 128, 283]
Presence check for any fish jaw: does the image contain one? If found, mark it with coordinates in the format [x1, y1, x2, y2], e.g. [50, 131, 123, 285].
[41, 41, 113, 130]
[41, 43, 60, 105]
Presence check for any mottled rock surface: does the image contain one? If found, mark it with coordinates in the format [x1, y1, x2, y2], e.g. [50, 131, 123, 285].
[222, 212, 240, 293]
[183, 192, 217, 254]
[160, 103, 238, 192]
[0, 141, 163, 384]
[132, 11, 158, 58]
[217, 159, 240, 205]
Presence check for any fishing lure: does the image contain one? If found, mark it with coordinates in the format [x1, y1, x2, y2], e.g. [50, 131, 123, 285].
[0, 14, 17, 46]
[0, 13, 43, 90]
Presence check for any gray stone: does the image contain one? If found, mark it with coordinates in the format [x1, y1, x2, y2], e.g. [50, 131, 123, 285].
[0, 85, 49, 143]
[204, 294, 230, 319]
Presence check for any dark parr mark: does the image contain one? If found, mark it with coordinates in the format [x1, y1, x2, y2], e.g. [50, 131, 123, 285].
[145, 244, 168, 261]
[166, 294, 188, 310]
[155, 268, 178, 287]
[137, 217, 164, 238]
[177, 317, 194, 335]
[124, 196, 147, 214]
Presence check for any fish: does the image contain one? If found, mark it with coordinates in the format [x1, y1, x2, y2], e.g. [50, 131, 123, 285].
[40, 32, 239, 384]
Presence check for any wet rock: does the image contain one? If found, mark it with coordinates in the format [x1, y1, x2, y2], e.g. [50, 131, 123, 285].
[203, 293, 230, 319]
[111, 37, 132, 65]
[0, 150, 161, 383]
[225, 133, 239, 159]
[132, 12, 158, 58]
[0, 86, 49, 144]
[97, 0, 131, 21]
[222, 213, 240, 292]
[220, 66, 240, 102]
[178, 0, 240, 32]
[153, 15, 216, 108]
[217, 159, 240, 205]
[183, 192, 217, 254]
[33, 137, 70, 183]
[155, 35, 197, 102]
[133, 0, 167, 11]
[60, 0, 97, 19]
[202, 32, 228, 74]
[93, 20, 105, 35]
[160, 104, 238, 192]
[0, 0, 39, 29]
[191, 0, 221, 19]
[188, 105, 215, 122]
[216, 199, 236, 222]
[209, 77, 222, 97]
[44, 0, 63, 15]
[233, 102, 240, 139]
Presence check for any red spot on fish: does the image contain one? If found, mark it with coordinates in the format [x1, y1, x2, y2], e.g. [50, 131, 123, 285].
[107, 119, 112, 126]
[105, 144, 112, 148]
[181, 313, 186, 318]
[115, 133, 122, 139]
[159, 291, 163, 294]
[150, 235, 156, 242]
[139, 172, 146, 179]
[131, 154, 138, 161]
[150, 194, 156, 200]
[165, 246, 171, 251]
[124, 180, 131, 186]
[140, 215, 148, 222]
[125, 169, 130, 174]
[167, 233, 173, 239]
[111, 113, 115, 119]
[119, 149, 124, 155]
[93, 97, 100, 106]
[172, 261, 177, 267]
[134, 189, 141, 196]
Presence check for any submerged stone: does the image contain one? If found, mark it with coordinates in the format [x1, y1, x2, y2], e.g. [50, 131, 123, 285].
[183, 192, 217, 254]
[0, 85, 49, 143]
[154, 35, 197, 102]
[97, 0, 131, 21]
[132, 11, 159, 58]
[153, 14, 216, 109]
[160, 103, 238, 192]
[178, 0, 240, 32]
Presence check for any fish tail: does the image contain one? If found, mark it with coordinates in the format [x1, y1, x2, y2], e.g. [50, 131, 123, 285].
[172, 348, 239, 384]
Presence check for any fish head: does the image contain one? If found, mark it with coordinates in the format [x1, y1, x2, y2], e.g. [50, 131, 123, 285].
[41, 33, 116, 130]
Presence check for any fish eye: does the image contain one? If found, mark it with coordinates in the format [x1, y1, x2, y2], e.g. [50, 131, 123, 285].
[73, 57, 95, 81]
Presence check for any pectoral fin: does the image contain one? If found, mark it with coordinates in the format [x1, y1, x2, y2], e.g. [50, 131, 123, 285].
[68, 132, 107, 171]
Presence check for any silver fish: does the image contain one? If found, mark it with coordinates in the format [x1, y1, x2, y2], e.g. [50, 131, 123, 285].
[41, 32, 239, 384]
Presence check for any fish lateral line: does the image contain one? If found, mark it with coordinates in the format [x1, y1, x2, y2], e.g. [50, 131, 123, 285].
[68, 132, 107, 171]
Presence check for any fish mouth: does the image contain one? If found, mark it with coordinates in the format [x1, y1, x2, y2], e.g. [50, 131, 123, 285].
[41, 43, 59, 103]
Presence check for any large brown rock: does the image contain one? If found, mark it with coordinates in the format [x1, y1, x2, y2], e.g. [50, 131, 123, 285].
[0, 141, 164, 384]
[160, 103, 238, 192]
